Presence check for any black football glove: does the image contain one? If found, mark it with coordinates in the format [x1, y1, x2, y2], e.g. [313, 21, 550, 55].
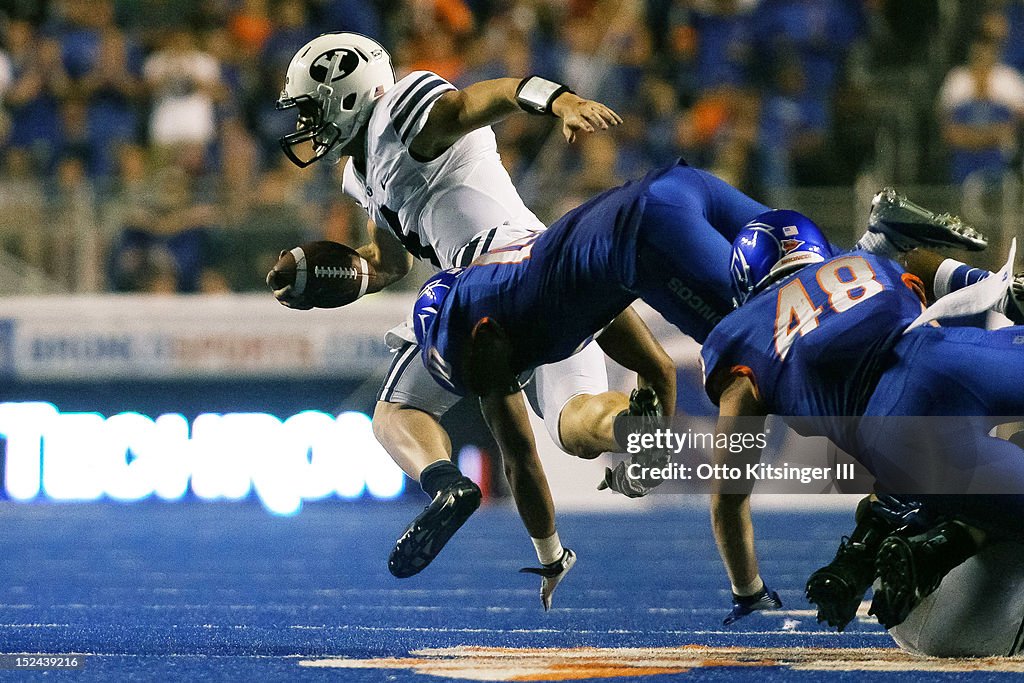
[598, 460, 654, 498]
[597, 448, 671, 498]
[723, 584, 782, 625]
[520, 548, 576, 611]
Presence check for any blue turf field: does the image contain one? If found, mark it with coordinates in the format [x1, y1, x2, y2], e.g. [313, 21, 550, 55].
[0, 501, 1020, 681]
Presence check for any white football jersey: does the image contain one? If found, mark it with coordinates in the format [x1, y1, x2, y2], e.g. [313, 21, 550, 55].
[342, 70, 545, 269]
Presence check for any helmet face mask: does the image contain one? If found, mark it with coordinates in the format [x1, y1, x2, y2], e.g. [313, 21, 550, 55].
[277, 91, 342, 167]
[729, 244, 755, 308]
[277, 33, 395, 167]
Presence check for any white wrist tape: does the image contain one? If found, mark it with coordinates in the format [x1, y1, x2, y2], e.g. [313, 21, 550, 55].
[516, 76, 572, 115]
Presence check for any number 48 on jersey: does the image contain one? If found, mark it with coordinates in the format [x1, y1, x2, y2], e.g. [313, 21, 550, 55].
[773, 256, 885, 359]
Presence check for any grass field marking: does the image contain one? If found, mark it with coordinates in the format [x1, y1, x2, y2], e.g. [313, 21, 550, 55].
[300, 644, 1024, 680]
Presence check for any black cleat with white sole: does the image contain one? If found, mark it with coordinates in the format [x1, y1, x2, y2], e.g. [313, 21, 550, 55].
[388, 477, 482, 578]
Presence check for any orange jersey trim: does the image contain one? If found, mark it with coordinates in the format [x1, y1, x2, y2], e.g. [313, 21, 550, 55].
[901, 272, 928, 308]
[729, 365, 763, 403]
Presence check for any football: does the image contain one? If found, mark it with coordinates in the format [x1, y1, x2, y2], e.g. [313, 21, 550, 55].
[267, 241, 379, 309]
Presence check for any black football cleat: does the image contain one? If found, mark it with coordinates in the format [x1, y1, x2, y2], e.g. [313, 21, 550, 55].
[806, 496, 896, 631]
[626, 386, 661, 418]
[805, 536, 877, 632]
[870, 520, 980, 629]
[600, 387, 668, 497]
[520, 548, 577, 611]
[388, 477, 481, 578]
[869, 187, 988, 252]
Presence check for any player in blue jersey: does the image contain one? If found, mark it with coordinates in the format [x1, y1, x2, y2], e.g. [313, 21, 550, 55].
[416, 162, 993, 398]
[700, 209, 1024, 629]
[407, 158, 1008, 617]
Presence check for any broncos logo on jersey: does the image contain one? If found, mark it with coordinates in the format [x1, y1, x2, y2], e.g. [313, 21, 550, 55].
[413, 268, 464, 348]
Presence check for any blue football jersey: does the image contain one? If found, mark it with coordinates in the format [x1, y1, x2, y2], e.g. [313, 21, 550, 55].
[420, 163, 687, 394]
[701, 253, 927, 421]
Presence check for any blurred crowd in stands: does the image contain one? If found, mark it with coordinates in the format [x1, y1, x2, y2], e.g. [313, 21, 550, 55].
[0, 0, 1020, 294]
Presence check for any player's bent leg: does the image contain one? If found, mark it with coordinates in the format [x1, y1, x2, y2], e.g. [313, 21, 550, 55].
[558, 391, 629, 459]
[383, 406, 481, 579]
[900, 249, 949, 302]
[372, 401, 452, 478]
[645, 164, 769, 242]
[534, 342, 619, 458]
[633, 190, 737, 342]
[374, 344, 481, 579]
[377, 404, 482, 578]
[889, 541, 1024, 657]
[904, 250, 1023, 322]
[559, 386, 665, 460]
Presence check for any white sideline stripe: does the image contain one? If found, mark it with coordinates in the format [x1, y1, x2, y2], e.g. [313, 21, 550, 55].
[0, 605, 830, 617]
[324, 625, 891, 636]
[0, 622, 886, 637]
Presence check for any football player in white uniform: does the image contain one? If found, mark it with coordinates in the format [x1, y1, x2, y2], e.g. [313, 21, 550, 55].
[271, 32, 675, 607]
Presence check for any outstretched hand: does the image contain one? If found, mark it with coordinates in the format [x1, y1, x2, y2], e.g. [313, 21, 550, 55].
[520, 548, 577, 611]
[551, 93, 622, 143]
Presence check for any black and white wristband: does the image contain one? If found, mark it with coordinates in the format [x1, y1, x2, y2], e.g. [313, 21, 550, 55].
[515, 75, 573, 116]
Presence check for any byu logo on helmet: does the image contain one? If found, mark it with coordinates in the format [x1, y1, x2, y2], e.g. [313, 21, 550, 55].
[309, 48, 361, 83]
[730, 209, 832, 305]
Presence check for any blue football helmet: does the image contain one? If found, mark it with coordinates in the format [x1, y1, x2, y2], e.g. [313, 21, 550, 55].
[412, 268, 464, 347]
[730, 209, 833, 306]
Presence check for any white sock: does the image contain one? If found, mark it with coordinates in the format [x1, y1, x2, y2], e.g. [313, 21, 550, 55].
[929, 255, 983, 299]
[855, 230, 901, 259]
[532, 531, 564, 565]
[731, 575, 764, 597]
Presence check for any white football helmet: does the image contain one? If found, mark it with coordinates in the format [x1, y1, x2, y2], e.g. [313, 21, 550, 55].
[277, 32, 395, 167]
